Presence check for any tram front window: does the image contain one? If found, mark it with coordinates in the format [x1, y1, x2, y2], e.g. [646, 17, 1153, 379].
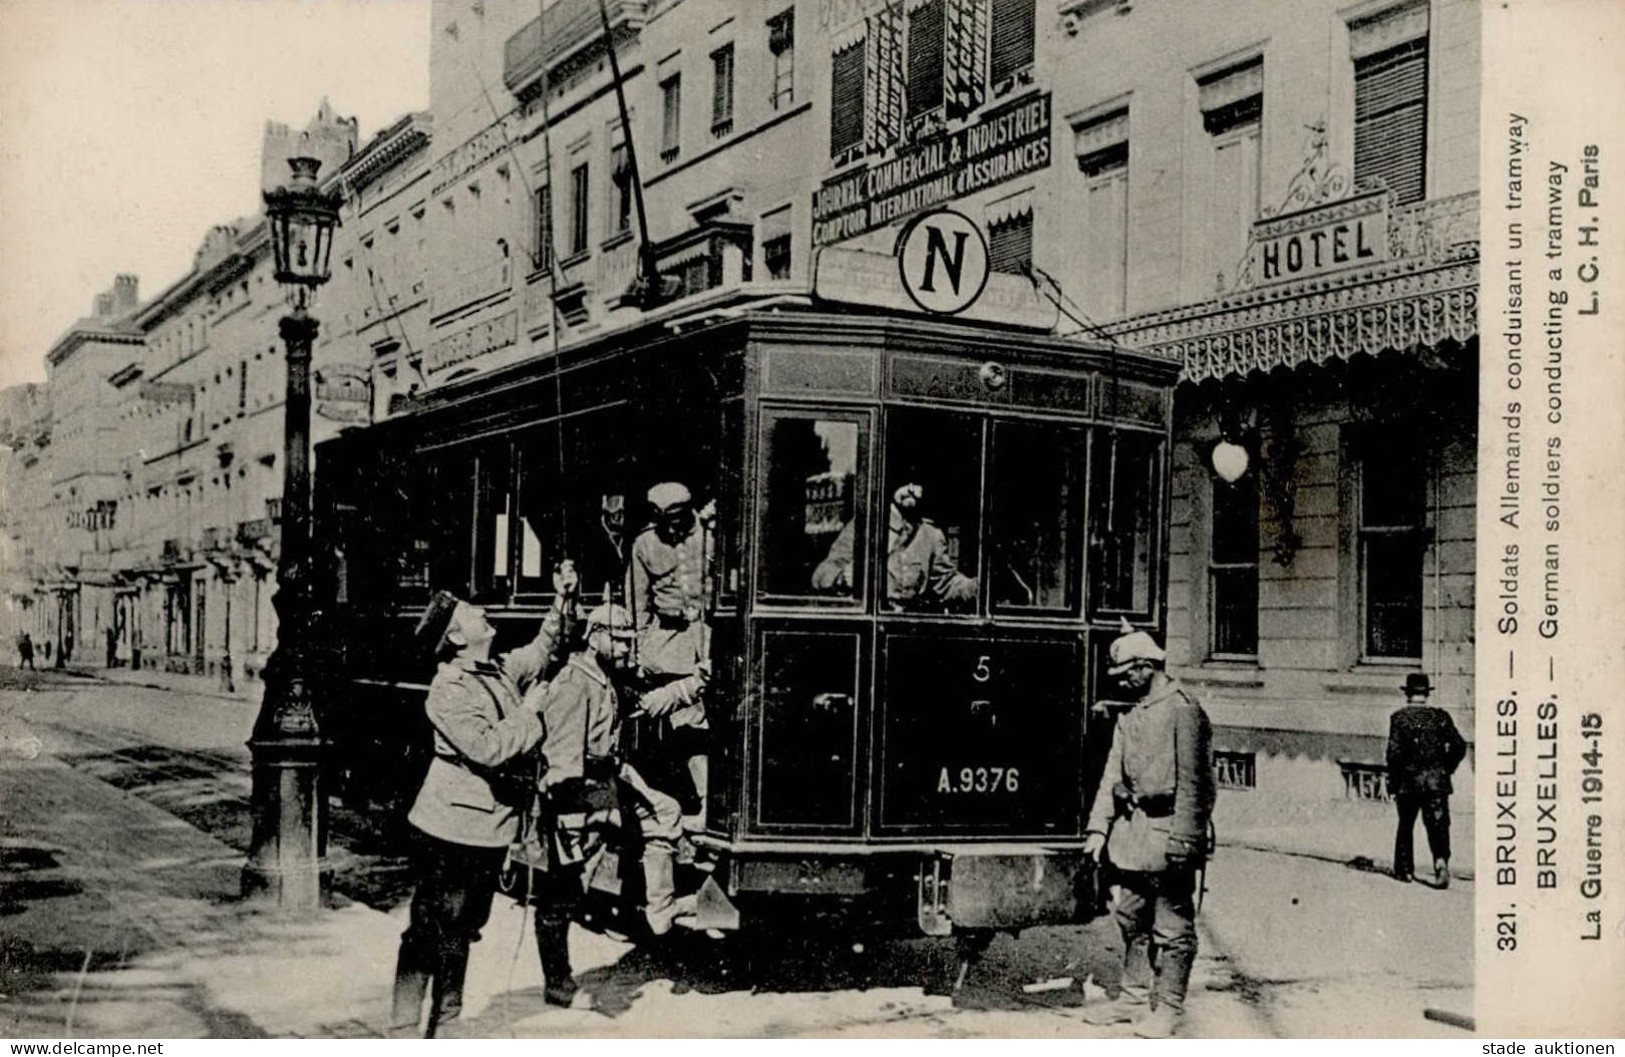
[883, 409, 980, 613]
[762, 411, 868, 602]
[1088, 431, 1162, 616]
[990, 423, 1082, 612]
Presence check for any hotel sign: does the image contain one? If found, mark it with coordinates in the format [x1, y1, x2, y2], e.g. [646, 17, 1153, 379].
[1249, 188, 1389, 286]
[812, 93, 1052, 247]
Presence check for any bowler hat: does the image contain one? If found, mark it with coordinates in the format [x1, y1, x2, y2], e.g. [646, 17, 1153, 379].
[1403, 673, 1433, 697]
[414, 590, 461, 656]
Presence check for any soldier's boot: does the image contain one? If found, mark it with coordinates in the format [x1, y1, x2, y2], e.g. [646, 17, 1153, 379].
[1135, 946, 1194, 1038]
[642, 841, 698, 936]
[1085, 934, 1153, 1025]
[534, 915, 578, 1007]
[1434, 858, 1450, 889]
[682, 754, 709, 833]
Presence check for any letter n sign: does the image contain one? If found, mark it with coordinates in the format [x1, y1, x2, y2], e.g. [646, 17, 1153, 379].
[896, 208, 990, 315]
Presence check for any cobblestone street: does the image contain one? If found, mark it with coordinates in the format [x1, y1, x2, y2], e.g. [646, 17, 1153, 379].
[1, 668, 1471, 1039]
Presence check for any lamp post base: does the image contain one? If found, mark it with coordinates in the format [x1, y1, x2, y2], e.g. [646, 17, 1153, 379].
[242, 736, 328, 910]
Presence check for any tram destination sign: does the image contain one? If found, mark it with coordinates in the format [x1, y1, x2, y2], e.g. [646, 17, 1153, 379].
[812, 92, 1052, 247]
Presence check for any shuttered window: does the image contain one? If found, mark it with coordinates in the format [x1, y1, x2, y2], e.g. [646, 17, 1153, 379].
[989, 0, 1035, 87]
[569, 163, 589, 255]
[661, 75, 682, 160]
[906, 0, 946, 118]
[1074, 108, 1129, 320]
[830, 40, 867, 157]
[534, 186, 553, 271]
[987, 210, 1032, 274]
[1354, 37, 1428, 205]
[1199, 58, 1263, 293]
[711, 44, 735, 135]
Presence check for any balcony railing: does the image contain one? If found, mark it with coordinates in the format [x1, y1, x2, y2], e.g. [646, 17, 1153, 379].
[504, 0, 648, 98]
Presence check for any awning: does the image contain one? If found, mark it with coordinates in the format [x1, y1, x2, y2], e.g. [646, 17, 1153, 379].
[1107, 190, 1478, 383]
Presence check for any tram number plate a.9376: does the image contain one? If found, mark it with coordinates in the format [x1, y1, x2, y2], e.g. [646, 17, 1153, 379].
[937, 765, 1021, 794]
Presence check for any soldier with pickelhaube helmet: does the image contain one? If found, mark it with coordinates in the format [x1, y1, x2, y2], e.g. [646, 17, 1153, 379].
[1082, 621, 1214, 1038]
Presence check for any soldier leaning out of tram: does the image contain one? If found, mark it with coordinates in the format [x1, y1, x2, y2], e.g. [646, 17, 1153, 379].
[390, 567, 578, 1037]
[1082, 625, 1215, 1039]
[626, 481, 715, 837]
[530, 601, 692, 985]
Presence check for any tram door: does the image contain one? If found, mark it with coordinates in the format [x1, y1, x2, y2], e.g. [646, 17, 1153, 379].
[873, 407, 1088, 839]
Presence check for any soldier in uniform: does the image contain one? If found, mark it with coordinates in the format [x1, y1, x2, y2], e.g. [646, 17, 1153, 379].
[1386, 673, 1467, 887]
[391, 565, 577, 1037]
[811, 483, 977, 609]
[1083, 626, 1214, 1038]
[531, 603, 690, 971]
[626, 482, 714, 834]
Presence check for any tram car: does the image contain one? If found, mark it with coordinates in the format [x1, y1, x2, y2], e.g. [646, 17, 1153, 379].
[314, 284, 1179, 949]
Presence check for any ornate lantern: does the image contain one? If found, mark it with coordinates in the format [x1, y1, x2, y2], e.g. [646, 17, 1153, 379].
[263, 157, 342, 292]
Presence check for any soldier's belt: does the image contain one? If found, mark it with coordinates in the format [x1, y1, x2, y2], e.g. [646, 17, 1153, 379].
[1134, 794, 1176, 818]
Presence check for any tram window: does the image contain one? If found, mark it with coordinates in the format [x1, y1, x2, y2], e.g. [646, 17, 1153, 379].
[472, 444, 513, 602]
[559, 409, 638, 603]
[1087, 431, 1162, 617]
[990, 423, 1081, 613]
[514, 426, 563, 597]
[761, 410, 869, 604]
[388, 449, 475, 599]
[883, 409, 981, 613]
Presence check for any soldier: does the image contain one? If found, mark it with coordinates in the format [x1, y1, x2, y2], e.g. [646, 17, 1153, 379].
[390, 565, 577, 1037]
[532, 603, 690, 971]
[1083, 625, 1214, 1038]
[1386, 673, 1467, 888]
[626, 481, 714, 832]
[884, 483, 975, 610]
[810, 483, 977, 609]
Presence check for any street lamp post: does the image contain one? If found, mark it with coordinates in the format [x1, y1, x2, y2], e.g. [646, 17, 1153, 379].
[242, 156, 342, 909]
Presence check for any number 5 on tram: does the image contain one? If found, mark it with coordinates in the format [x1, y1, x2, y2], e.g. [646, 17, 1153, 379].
[314, 298, 1180, 944]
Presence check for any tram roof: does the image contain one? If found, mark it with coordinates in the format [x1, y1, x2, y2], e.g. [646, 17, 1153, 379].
[368, 282, 1180, 436]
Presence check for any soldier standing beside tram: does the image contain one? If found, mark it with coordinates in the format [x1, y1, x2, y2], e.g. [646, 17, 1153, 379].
[1082, 625, 1214, 1038]
[528, 602, 690, 1000]
[389, 566, 577, 1038]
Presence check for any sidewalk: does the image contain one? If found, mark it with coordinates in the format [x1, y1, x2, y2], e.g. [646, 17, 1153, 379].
[1215, 788, 1476, 882]
[59, 661, 262, 705]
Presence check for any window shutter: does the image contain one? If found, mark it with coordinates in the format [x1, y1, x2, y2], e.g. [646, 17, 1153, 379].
[906, 0, 946, 117]
[987, 211, 1033, 274]
[534, 185, 553, 269]
[989, 0, 1035, 87]
[830, 39, 867, 156]
[712, 45, 735, 128]
[1354, 38, 1428, 205]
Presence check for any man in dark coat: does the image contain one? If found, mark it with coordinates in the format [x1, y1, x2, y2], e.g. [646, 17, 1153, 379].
[1386, 673, 1468, 888]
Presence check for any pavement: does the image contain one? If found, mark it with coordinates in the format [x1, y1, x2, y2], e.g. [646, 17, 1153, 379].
[0, 664, 1473, 1039]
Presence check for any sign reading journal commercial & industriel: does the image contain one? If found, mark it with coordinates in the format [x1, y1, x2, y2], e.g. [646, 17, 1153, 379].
[812, 92, 1052, 247]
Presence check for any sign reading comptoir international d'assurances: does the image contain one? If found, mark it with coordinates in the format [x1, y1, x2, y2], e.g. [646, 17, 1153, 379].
[812, 92, 1051, 247]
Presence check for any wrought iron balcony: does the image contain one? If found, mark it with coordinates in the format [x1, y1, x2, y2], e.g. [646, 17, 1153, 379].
[504, 0, 648, 100]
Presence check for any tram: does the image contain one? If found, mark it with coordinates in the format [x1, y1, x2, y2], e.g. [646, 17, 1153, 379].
[314, 282, 1179, 947]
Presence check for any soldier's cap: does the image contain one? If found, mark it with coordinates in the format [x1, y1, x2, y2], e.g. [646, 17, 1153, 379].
[414, 590, 462, 656]
[1107, 620, 1166, 675]
[1403, 672, 1433, 697]
[584, 602, 637, 639]
[892, 483, 924, 511]
[647, 481, 692, 511]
